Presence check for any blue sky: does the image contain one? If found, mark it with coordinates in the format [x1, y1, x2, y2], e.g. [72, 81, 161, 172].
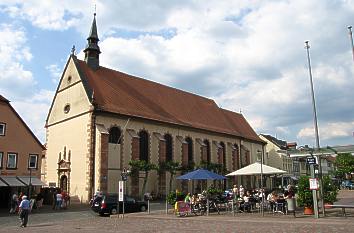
[1, 0, 354, 148]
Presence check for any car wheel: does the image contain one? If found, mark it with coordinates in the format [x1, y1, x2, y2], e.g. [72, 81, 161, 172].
[111, 208, 118, 215]
[140, 205, 147, 212]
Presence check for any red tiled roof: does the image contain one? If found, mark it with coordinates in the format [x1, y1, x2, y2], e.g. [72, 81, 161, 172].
[75, 59, 263, 143]
[0, 95, 9, 103]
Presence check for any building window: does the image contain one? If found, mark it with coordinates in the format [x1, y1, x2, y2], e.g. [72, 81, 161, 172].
[139, 130, 149, 162]
[186, 137, 193, 164]
[64, 104, 71, 114]
[219, 142, 226, 165]
[164, 134, 173, 162]
[6, 153, 17, 169]
[67, 76, 72, 84]
[0, 123, 5, 136]
[203, 139, 211, 163]
[0, 152, 3, 169]
[28, 154, 38, 169]
[109, 127, 121, 144]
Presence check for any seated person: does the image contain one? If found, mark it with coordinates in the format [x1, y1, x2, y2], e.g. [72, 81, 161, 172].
[184, 193, 191, 205]
[242, 191, 251, 212]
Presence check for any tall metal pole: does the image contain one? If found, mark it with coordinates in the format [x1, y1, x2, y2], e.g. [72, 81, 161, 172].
[29, 169, 32, 199]
[305, 41, 320, 218]
[260, 149, 264, 217]
[348, 26, 354, 62]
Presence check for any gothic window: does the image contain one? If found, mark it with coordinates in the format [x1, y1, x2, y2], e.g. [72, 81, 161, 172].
[220, 142, 226, 165]
[186, 137, 193, 164]
[203, 139, 211, 163]
[109, 127, 121, 144]
[233, 144, 239, 170]
[139, 130, 149, 162]
[164, 134, 173, 162]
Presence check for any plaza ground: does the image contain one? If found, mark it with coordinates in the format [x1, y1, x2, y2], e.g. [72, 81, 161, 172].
[0, 190, 353, 233]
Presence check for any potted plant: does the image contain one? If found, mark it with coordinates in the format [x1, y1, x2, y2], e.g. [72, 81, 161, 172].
[322, 175, 338, 208]
[297, 176, 314, 215]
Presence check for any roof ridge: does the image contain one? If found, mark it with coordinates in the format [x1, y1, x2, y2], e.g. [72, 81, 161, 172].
[80, 59, 216, 104]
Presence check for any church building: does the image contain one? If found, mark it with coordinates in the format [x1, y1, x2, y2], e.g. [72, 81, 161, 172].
[44, 14, 265, 203]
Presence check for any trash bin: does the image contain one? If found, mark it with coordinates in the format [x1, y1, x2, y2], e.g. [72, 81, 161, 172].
[286, 198, 296, 217]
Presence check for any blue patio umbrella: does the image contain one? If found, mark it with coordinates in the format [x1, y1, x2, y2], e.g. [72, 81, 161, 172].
[176, 168, 226, 180]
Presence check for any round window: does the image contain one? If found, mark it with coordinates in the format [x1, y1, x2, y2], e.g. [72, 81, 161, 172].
[64, 104, 71, 114]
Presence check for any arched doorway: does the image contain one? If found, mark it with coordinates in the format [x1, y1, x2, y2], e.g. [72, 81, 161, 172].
[60, 175, 68, 192]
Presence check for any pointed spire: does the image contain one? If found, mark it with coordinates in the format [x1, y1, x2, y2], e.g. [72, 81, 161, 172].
[84, 13, 101, 70]
[88, 13, 99, 40]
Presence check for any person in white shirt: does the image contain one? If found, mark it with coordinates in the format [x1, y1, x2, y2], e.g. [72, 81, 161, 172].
[56, 193, 63, 210]
[239, 185, 245, 197]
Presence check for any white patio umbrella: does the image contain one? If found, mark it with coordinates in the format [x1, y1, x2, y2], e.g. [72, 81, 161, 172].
[226, 162, 286, 176]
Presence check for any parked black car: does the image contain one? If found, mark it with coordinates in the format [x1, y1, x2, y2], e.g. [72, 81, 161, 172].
[91, 193, 148, 216]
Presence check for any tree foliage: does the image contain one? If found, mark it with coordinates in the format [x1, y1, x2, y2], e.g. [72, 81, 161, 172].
[334, 153, 354, 179]
[158, 161, 181, 192]
[129, 160, 157, 199]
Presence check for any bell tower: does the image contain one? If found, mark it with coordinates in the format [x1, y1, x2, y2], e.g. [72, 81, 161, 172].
[83, 13, 101, 70]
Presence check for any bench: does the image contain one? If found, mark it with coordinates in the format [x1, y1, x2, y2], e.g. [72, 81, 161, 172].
[325, 204, 354, 217]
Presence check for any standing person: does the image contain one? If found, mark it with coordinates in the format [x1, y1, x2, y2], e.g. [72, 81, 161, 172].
[36, 192, 44, 210]
[19, 195, 30, 227]
[232, 185, 239, 199]
[10, 193, 18, 214]
[52, 190, 57, 210]
[56, 191, 63, 210]
[239, 185, 245, 197]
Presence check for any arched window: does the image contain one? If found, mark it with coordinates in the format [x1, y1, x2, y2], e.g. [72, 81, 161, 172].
[109, 127, 121, 144]
[139, 130, 149, 162]
[185, 137, 193, 164]
[233, 144, 239, 170]
[164, 134, 173, 162]
[203, 139, 211, 163]
[220, 142, 226, 165]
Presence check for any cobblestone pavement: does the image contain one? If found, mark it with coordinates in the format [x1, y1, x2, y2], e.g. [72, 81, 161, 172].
[1, 209, 354, 233]
[0, 190, 353, 233]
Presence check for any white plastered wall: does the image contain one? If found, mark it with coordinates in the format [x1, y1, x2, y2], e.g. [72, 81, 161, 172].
[45, 57, 92, 202]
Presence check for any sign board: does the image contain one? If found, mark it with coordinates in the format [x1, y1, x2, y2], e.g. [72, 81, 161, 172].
[309, 178, 319, 190]
[306, 157, 316, 165]
[119, 181, 124, 201]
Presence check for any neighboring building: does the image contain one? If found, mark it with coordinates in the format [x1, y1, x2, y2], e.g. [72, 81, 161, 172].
[0, 95, 46, 208]
[44, 15, 265, 203]
[259, 134, 298, 187]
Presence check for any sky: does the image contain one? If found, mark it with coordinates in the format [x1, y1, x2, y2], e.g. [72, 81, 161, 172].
[0, 0, 354, 148]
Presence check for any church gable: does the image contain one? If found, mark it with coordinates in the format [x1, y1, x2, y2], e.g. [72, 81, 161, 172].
[46, 56, 93, 126]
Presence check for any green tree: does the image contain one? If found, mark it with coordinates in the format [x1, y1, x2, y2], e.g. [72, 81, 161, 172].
[129, 160, 157, 199]
[334, 153, 354, 180]
[158, 161, 181, 193]
[322, 175, 338, 204]
[198, 161, 226, 174]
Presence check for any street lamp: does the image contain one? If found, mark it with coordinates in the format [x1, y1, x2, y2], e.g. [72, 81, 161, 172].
[28, 168, 32, 199]
[120, 168, 130, 218]
[305, 41, 323, 218]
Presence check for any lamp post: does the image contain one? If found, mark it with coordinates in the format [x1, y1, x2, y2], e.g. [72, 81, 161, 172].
[348, 26, 354, 62]
[305, 41, 323, 218]
[120, 168, 130, 218]
[28, 168, 32, 199]
[257, 150, 264, 217]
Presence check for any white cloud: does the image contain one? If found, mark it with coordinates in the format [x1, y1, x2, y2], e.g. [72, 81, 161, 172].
[11, 89, 54, 143]
[0, 24, 35, 98]
[46, 64, 62, 84]
[1, 0, 354, 146]
[298, 121, 354, 141]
